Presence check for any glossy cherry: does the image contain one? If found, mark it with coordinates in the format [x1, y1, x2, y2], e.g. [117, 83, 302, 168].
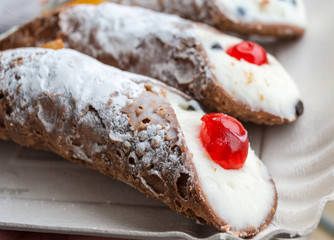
[226, 41, 269, 66]
[200, 113, 249, 170]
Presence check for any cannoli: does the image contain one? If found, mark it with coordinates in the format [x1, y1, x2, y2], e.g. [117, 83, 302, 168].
[0, 2, 303, 125]
[0, 48, 277, 237]
[109, 0, 307, 39]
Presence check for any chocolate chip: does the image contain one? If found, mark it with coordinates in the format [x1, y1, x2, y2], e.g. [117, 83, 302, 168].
[186, 105, 195, 111]
[237, 7, 246, 17]
[295, 100, 304, 117]
[211, 42, 223, 50]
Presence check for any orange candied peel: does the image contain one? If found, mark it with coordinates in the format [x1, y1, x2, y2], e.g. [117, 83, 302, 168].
[67, 0, 106, 6]
[40, 39, 65, 50]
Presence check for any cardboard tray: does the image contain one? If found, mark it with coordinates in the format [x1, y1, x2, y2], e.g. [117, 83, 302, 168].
[0, 0, 334, 239]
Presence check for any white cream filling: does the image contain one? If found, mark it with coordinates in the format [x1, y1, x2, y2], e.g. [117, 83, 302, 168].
[216, 0, 306, 27]
[197, 27, 301, 121]
[166, 92, 275, 230]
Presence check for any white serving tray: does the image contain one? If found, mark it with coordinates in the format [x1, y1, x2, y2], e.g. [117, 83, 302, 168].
[0, 0, 334, 239]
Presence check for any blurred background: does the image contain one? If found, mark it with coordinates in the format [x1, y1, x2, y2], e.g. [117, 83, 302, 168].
[308, 202, 334, 239]
[0, 0, 66, 33]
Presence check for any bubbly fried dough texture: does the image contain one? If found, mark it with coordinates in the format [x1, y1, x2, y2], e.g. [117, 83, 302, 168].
[0, 48, 277, 237]
[0, 3, 302, 125]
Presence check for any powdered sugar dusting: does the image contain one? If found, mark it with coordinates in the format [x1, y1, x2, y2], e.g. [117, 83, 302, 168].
[1, 48, 144, 114]
[0, 47, 276, 234]
[59, 3, 195, 60]
[0, 47, 193, 173]
[0, 48, 153, 160]
[55, 2, 301, 124]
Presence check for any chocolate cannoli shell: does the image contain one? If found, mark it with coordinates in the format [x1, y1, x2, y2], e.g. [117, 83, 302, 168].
[0, 48, 277, 237]
[109, 0, 305, 39]
[0, 4, 295, 125]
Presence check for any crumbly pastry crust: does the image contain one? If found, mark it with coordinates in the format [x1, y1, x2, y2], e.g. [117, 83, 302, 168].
[109, 0, 305, 39]
[0, 48, 277, 237]
[0, 4, 297, 125]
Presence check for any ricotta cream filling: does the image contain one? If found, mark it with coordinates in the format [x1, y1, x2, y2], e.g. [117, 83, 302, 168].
[166, 92, 276, 230]
[216, 0, 306, 27]
[197, 27, 301, 121]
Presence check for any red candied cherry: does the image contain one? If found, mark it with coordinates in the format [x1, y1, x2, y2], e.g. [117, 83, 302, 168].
[200, 113, 249, 170]
[226, 41, 269, 66]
